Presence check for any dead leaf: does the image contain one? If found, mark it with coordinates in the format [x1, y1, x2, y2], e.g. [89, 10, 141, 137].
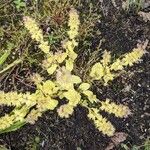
[105, 132, 128, 150]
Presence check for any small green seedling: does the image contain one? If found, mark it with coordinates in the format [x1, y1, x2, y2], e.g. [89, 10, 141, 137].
[13, 0, 26, 11]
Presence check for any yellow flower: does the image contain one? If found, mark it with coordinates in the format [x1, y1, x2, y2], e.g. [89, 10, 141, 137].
[0, 91, 24, 107]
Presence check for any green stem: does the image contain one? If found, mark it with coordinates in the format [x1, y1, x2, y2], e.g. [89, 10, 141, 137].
[0, 58, 23, 74]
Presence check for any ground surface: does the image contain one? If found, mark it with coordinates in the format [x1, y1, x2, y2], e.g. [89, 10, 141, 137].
[0, 0, 149, 150]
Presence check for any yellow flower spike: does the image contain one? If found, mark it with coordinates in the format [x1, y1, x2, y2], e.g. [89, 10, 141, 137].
[0, 106, 29, 131]
[100, 99, 131, 118]
[24, 16, 50, 54]
[0, 91, 31, 107]
[13, 107, 28, 122]
[90, 40, 148, 86]
[122, 47, 145, 66]
[0, 114, 14, 130]
[25, 109, 42, 124]
[88, 108, 115, 136]
[68, 8, 80, 39]
[103, 67, 115, 86]
[23, 16, 43, 42]
[110, 59, 124, 71]
[62, 8, 79, 64]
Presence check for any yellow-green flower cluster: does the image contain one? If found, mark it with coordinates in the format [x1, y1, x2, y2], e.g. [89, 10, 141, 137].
[88, 108, 115, 136]
[0, 91, 23, 106]
[24, 81, 58, 124]
[67, 8, 80, 39]
[100, 99, 131, 118]
[90, 41, 148, 85]
[0, 114, 15, 130]
[0, 79, 59, 131]
[56, 68, 81, 118]
[0, 91, 36, 107]
[90, 51, 115, 85]
[0, 8, 148, 137]
[23, 16, 50, 54]
[0, 106, 28, 130]
[121, 47, 145, 66]
[42, 52, 67, 75]
[56, 66, 81, 90]
[110, 46, 146, 71]
[62, 8, 80, 71]
[25, 108, 42, 124]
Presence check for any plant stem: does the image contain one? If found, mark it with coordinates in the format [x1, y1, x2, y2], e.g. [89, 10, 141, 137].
[0, 58, 23, 74]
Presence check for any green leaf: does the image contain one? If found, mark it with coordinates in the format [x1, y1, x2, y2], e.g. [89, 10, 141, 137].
[131, 146, 138, 150]
[0, 121, 26, 134]
[14, 0, 26, 10]
[0, 51, 11, 66]
[121, 144, 129, 150]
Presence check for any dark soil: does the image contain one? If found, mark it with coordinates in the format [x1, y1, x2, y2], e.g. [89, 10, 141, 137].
[0, 0, 150, 150]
